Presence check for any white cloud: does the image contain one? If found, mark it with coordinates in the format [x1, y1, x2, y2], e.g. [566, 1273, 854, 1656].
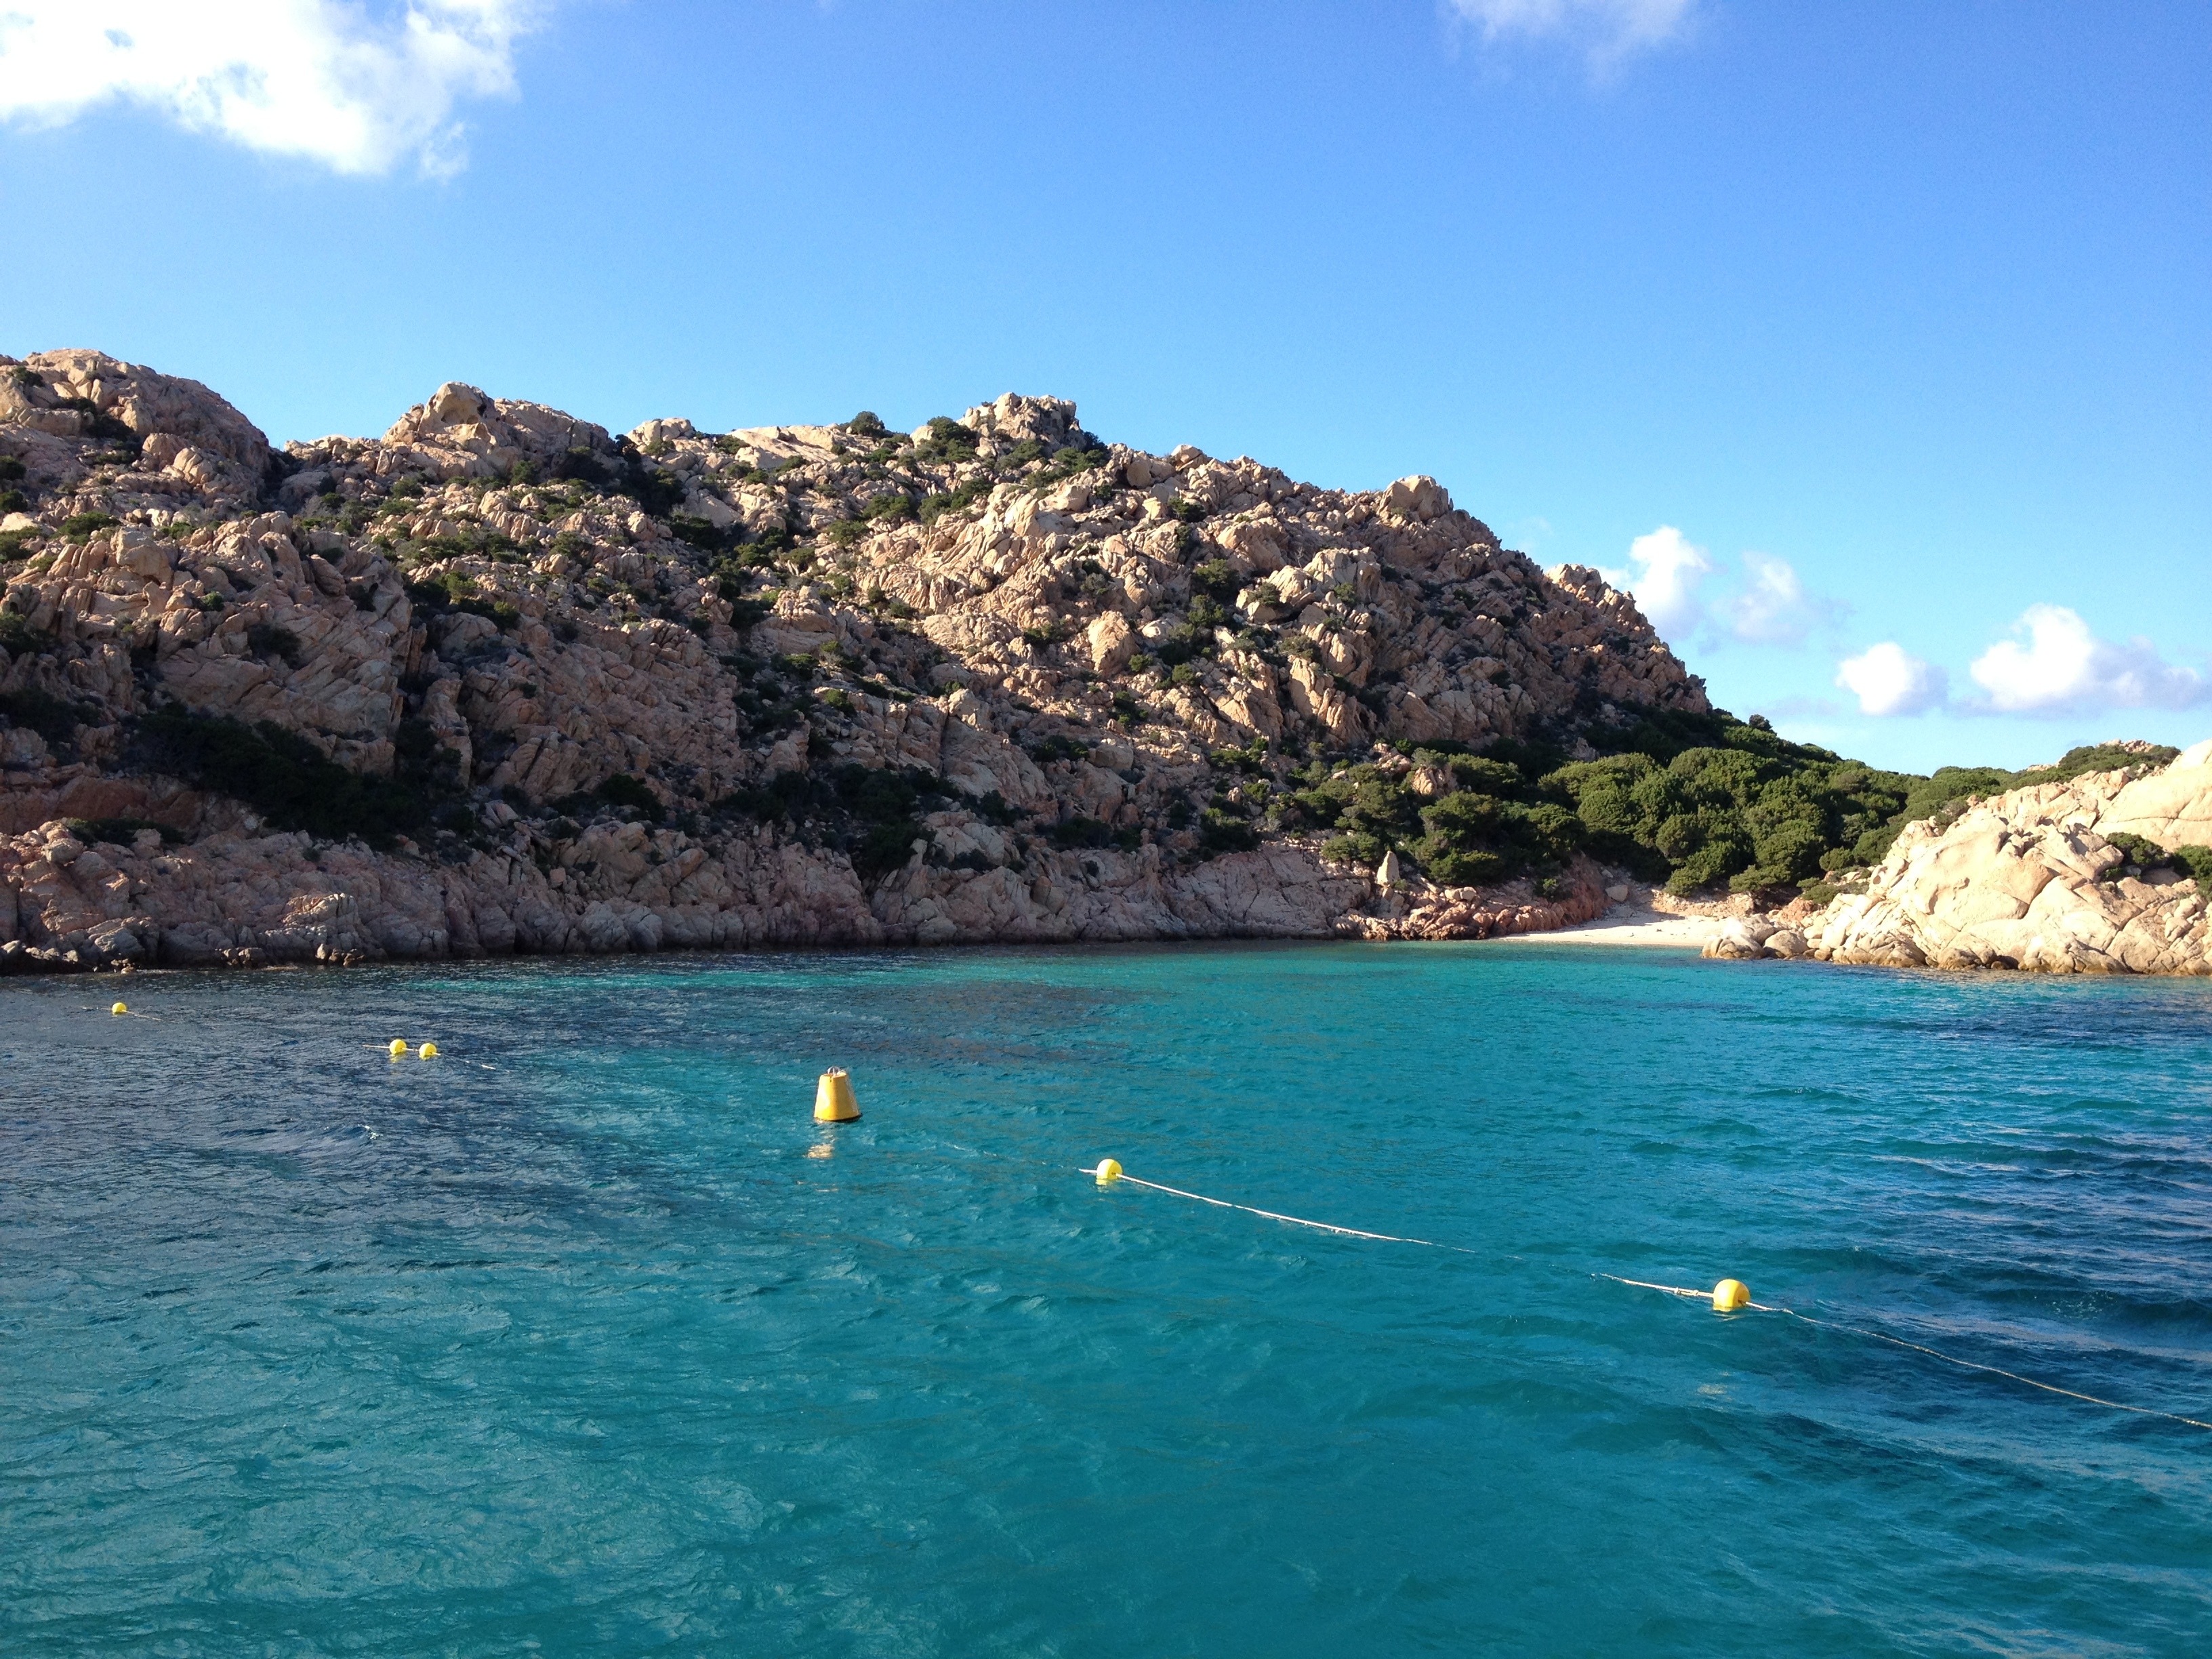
[1725, 550, 1833, 647]
[1968, 604, 2207, 715]
[1446, 0, 1697, 64]
[1607, 523, 1711, 641]
[1837, 642, 1948, 717]
[0, 1, 533, 178]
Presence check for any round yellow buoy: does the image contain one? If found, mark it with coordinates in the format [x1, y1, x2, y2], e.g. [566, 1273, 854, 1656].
[814, 1067, 860, 1123]
[1096, 1158, 1123, 1187]
[418, 1042, 438, 1059]
[111, 1001, 128, 1016]
[388, 1038, 409, 1057]
[1713, 1278, 1750, 1312]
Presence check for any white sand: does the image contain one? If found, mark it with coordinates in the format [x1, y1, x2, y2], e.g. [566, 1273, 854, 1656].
[1480, 905, 1723, 949]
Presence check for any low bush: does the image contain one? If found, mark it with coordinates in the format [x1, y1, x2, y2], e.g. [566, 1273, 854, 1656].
[716, 762, 947, 878]
[52, 397, 140, 453]
[245, 622, 303, 668]
[60, 512, 119, 541]
[0, 686, 91, 747]
[129, 706, 455, 848]
[405, 573, 520, 631]
[63, 816, 180, 848]
[912, 417, 978, 466]
[593, 773, 663, 821]
[1027, 733, 1088, 764]
[0, 613, 58, 657]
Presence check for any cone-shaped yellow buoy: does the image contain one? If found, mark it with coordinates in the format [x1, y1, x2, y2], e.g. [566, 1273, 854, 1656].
[111, 1001, 128, 1016]
[1096, 1158, 1123, 1187]
[1713, 1278, 1750, 1311]
[388, 1038, 409, 1057]
[814, 1067, 860, 1122]
[418, 1042, 438, 1059]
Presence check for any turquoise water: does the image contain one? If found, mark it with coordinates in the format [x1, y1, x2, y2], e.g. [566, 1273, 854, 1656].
[4, 943, 2211, 1656]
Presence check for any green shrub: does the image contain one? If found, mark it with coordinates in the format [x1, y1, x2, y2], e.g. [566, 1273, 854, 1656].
[129, 707, 450, 848]
[913, 417, 978, 466]
[0, 613, 57, 657]
[669, 513, 729, 552]
[53, 397, 140, 452]
[405, 572, 520, 631]
[1199, 808, 1261, 853]
[918, 478, 991, 523]
[715, 761, 943, 880]
[245, 622, 303, 668]
[1190, 558, 1241, 605]
[846, 411, 888, 438]
[0, 453, 25, 481]
[2171, 846, 2212, 898]
[0, 529, 37, 562]
[1027, 733, 1088, 763]
[594, 773, 663, 821]
[0, 686, 90, 747]
[0, 489, 25, 514]
[60, 512, 119, 541]
[1048, 816, 1117, 850]
[63, 816, 180, 848]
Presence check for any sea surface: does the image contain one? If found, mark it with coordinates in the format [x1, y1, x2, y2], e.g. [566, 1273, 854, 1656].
[3, 943, 2210, 1656]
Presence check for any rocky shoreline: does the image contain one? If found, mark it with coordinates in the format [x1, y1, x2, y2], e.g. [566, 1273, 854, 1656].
[1701, 741, 2212, 976]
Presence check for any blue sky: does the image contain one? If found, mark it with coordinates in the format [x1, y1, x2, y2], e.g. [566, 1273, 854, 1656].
[1, 0, 2205, 774]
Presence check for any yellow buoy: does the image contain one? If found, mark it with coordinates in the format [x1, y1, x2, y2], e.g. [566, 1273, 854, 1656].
[1096, 1158, 1123, 1187]
[418, 1042, 438, 1059]
[814, 1067, 860, 1123]
[111, 1001, 128, 1016]
[1713, 1278, 1750, 1312]
[388, 1038, 409, 1057]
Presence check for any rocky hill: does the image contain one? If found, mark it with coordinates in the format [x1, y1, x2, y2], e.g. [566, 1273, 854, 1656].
[1, 349, 1714, 972]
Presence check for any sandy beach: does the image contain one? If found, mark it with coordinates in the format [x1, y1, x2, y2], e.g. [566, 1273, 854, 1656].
[1484, 905, 1723, 949]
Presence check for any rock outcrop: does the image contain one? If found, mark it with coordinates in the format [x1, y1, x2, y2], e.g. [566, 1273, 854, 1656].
[1, 349, 1713, 973]
[1707, 741, 2212, 975]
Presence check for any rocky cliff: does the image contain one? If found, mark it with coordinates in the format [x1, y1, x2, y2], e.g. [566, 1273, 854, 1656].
[1, 349, 1705, 972]
[1702, 741, 2212, 975]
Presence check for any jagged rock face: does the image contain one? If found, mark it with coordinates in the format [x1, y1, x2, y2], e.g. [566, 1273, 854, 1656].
[1, 351, 1707, 972]
[1790, 741, 2212, 975]
[0, 350, 272, 508]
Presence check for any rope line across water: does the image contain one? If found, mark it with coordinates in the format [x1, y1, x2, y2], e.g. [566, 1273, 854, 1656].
[1084, 1165, 2212, 1434]
[1593, 1273, 2212, 1432]
[1078, 1166, 1480, 1254]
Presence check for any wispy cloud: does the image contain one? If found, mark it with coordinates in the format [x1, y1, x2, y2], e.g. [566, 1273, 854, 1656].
[1723, 550, 1841, 647]
[1602, 529, 1839, 653]
[1836, 642, 1948, 717]
[0, 1, 535, 178]
[1968, 604, 2206, 715]
[1444, 0, 1698, 66]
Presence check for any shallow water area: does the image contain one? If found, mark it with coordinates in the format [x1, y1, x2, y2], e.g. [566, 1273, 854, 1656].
[4, 942, 2211, 1656]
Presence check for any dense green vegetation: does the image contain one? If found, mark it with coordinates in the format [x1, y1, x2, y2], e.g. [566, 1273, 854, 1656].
[0, 686, 94, 751]
[63, 816, 181, 848]
[1264, 710, 2181, 897]
[2100, 833, 2212, 899]
[128, 706, 468, 848]
[713, 762, 947, 877]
